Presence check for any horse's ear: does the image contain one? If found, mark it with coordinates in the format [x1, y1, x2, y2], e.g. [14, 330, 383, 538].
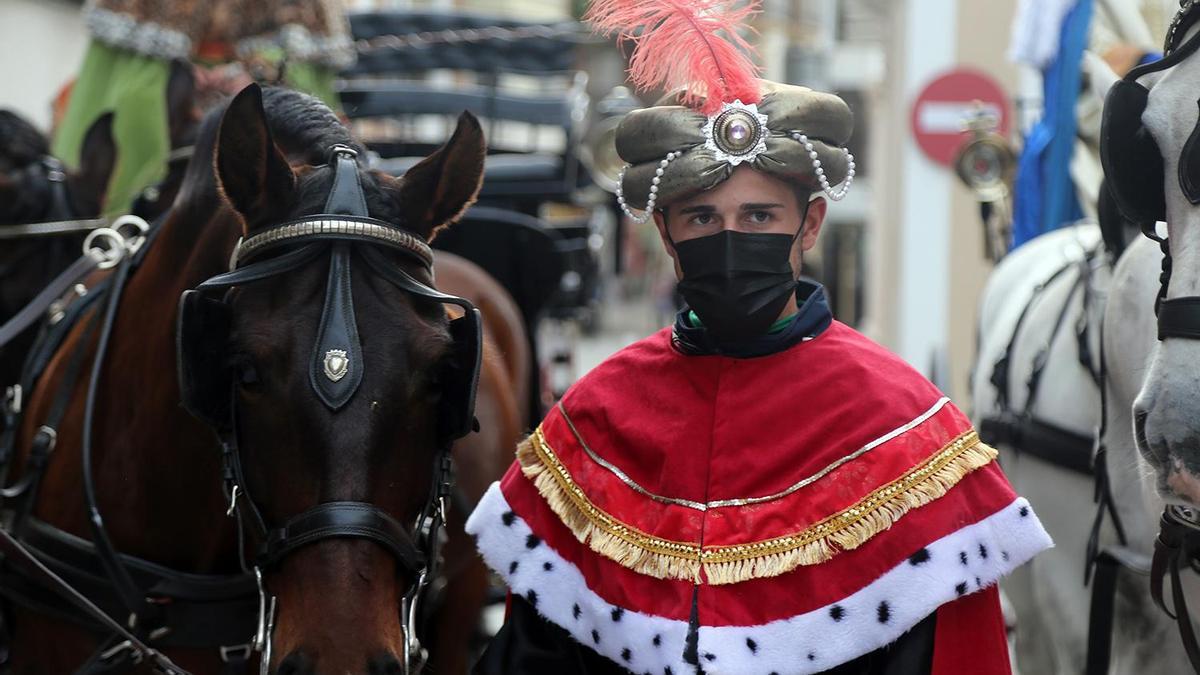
[394, 111, 485, 240]
[165, 59, 196, 146]
[73, 112, 116, 214]
[215, 84, 295, 229]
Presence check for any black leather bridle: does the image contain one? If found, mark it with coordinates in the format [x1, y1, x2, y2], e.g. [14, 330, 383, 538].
[177, 144, 482, 673]
[0, 157, 106, 243]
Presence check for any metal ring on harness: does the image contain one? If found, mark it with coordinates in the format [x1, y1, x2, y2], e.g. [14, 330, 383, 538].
[82, 228, 128, 270]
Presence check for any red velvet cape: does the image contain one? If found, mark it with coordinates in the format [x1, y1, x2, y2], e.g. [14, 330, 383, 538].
[468, 322, 1050, 674]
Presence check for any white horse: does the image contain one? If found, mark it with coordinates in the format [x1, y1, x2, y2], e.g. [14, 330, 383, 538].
[972, 11, 1200, 670]
[971, 222, 1115, 673]
[972, 215, 1197, 675]
[1098, 8, 1200, 672]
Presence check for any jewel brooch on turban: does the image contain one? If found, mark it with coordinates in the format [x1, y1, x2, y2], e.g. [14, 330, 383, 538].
[586, 0, 856, 223]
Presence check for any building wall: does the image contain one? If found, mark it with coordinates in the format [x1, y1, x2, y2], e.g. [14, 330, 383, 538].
[0, 0, 88, 131]
[863, 0, 1017, 400]
[947, 1, 1020, 403]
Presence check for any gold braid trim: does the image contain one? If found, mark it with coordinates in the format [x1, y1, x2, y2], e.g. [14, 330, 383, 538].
[517, 427, 996, 585]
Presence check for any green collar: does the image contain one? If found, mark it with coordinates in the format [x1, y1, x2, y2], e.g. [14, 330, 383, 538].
[685, 310, 798, 335]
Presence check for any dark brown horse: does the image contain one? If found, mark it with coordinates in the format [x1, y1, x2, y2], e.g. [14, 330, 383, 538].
[0, 112, 116, 389]
[3, 85, 520, 674]
[0, 60, 197, 389]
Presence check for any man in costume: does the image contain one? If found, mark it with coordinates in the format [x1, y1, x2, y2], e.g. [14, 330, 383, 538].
[467, 2, 1053, 673]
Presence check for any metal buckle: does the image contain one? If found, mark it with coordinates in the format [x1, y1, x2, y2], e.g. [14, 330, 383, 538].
[47, 283, 88, 326]
[328, 144, 359, 161]
[34, 426, 57, 454]
[4, 384, 21, 415]
[437, 494, 450, 528]
[42, 157, 66, 184]
[1169, 504, 1200, 531]
[253, 567, 277, 675]
[220, 643, 253, 663]
[226, 484, 241, 518]
[401, 570, 430, 673]
[99, 639, 144, 665]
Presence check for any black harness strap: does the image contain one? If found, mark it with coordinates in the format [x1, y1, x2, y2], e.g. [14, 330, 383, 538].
[0, 526, 185, 674]
[977, 415, 1094, 474]
[981, 247, 1098, 475]
[0, 253, 103, 348]
[1086, 545, 1151, 675]
[1158, 296, 1200, 339]
[1151, 507, 1200, 673]
[79, 254, 160, 632]
[258, 502, 425, 573]
[3, 317, 100, 537]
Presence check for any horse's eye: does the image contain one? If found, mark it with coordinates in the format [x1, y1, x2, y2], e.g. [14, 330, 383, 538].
[239, 363, 260, 386]
[226, 354, 260, 387]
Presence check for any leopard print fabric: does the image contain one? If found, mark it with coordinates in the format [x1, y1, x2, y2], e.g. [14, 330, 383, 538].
[86, 0, 353, 66]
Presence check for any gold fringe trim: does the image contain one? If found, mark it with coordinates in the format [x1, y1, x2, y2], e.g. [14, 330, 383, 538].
[517, 428, 704, 582]
[701, 432, 996, 584]
[517, 426, 996, 585]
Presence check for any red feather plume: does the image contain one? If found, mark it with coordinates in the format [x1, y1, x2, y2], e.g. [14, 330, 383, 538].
[585, 0, 762, 114]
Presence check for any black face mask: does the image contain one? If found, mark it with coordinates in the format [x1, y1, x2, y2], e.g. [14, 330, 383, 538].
[673, 229, 799, 344]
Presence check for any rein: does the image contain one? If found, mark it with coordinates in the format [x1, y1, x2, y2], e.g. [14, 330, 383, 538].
[0, 216, 194, 674]
[0, 156, 103, 240]
[1152, 505, 1200, 670]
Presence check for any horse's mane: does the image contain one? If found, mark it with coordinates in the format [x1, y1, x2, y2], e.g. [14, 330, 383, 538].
[259, 88, 365, 166]
[258, 88, 401, 225]
[182, 87, 402, 232]
[0, 110, 49, 170]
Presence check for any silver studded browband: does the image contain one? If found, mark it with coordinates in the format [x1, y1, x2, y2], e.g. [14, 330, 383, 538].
[230, 217, 434, 270]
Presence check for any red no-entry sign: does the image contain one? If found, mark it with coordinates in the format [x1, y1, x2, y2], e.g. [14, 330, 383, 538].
[910, 69, 1011, 167]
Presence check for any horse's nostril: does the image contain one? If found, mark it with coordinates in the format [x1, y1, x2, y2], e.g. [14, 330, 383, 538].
[276, 651, 314, 675]
[1135, 408, 1152, 454]
[368, 653, 404, 675]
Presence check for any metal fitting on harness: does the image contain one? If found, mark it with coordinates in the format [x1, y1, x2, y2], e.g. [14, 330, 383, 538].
[4, 385, 21, 416]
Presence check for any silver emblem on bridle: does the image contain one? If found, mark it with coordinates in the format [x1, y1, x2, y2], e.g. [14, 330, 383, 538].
[323, 349, 349, 382]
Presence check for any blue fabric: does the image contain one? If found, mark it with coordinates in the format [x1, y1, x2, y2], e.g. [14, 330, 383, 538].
[1138, 51, 1163, 66]
[1011, 0, 1093, 249]
[671, 280, 833, 358]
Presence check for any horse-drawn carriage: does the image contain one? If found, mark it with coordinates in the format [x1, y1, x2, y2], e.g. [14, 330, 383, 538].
[338, 11, 607, 425]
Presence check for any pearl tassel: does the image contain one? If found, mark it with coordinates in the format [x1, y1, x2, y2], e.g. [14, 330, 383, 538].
[616, 152, 678, 224]
[791, 132, 855, 201]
